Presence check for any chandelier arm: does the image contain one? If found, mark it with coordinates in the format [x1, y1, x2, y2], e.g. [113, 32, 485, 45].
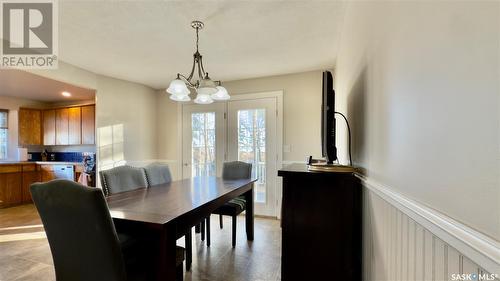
[197, 56, 204, 81]
[186, 55, 197, 81]
[199, 56, 208, 77]
[178, 73, 196, 88]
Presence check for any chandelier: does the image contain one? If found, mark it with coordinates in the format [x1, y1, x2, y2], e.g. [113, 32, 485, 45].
[166, 20, 230, 104]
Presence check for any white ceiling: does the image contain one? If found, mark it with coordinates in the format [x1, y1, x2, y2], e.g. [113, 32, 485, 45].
[0, 70, 95, 102]
[58, 1, 346, 89]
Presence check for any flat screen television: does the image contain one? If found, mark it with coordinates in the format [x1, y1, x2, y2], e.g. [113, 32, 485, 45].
[321, 71, 337, 164]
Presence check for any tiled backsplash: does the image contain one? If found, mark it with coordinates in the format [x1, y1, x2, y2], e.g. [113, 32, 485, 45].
[29, 152, 96, 163]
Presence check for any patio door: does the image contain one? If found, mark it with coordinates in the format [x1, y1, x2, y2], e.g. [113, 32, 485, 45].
[227, 98, 278, 217]
[182, 103, 226, 179]
[182, 95, 280, 217]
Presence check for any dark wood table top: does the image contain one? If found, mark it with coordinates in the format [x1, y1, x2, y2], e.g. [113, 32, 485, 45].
[106, 176, 256, 225]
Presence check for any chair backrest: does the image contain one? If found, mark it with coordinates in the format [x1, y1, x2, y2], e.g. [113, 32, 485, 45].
[144, 163, 172, 187]
[222, 161, 252, 180]
[99, 165, 148, 196]
[30, 180, 126, 281]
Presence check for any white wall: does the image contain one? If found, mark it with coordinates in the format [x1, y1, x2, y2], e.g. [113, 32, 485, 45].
[96, 75, 158, 169]
[333, 0, 500, 278]
[28, 62, 158, 171]
[156, 90, 181, 178]
[336, 0, 499, 241]
[0, 96, 48, 160]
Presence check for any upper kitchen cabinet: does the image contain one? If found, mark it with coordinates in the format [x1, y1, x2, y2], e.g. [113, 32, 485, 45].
[42, 105, 95, 146]
[55, 108, 69, 145]
[81, 105, 95, 145]
[43, 109, 56, 145]
[68, 107, 81, 145]
[18, 108, 42, 146]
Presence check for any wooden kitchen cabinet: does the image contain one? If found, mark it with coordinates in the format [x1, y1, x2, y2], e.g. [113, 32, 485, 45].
[0, 165, 23, 208]
[0, 163, 80, 208]
[38, 105, 96, 146]
[56, 108, 69, 145]
[40, 165, 56, 182]
[68, 107, 81, 145]
[21, 165, 41, 203]
[81, 105, 95, 145]
[43, 109, 56, 145]
[18, 108, 42, 146]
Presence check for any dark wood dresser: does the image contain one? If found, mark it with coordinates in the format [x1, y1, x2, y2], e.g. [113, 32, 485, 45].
[278, 163, 362, 281]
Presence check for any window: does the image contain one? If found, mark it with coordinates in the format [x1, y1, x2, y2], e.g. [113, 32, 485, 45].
[0, 110, 7, 159]
[191, 112, 216, 177]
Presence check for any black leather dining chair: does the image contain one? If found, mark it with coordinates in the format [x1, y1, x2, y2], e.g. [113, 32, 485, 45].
[205, 161, 252, 247]
[31, 179, 185, 281]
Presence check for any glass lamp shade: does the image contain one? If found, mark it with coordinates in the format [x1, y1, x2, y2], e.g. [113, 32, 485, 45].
[169, 93, 191, 102]
[197, 85, 217, 96]
[166, 79, 190, 96]
[211, 86, 230, 100]
[199, 77, 217, 89]
[194, 92, 213, 104]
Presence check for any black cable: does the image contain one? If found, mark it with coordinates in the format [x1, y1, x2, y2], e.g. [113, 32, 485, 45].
[334, 112, 352, 166]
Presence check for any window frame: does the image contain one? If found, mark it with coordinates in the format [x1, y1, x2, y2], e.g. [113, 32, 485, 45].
[0, 109, 8, 160]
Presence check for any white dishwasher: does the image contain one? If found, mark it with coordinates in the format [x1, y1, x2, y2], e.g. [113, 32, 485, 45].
[53, 165, 75, 180]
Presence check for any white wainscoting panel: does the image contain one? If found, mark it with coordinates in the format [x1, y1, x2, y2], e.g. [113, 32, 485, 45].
[362, 182, 497, 281]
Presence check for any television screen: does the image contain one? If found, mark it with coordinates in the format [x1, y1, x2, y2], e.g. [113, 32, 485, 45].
[321, 71, 337, 163]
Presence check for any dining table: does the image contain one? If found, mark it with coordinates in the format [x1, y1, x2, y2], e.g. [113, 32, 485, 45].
[106, 176, 257, 281]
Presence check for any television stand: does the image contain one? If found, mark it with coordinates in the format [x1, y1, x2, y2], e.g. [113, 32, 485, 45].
[278, 163, 362, 281]
[307, 162, 356, 173]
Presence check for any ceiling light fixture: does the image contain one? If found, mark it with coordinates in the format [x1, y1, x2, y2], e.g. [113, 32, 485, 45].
[61, 91, 71, 97]
[166, 21, 230, 104]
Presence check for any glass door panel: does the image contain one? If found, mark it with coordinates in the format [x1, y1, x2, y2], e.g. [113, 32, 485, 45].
[191, 112, 216, 177]
[228, 98, 277, 216]
[237, 109, 267, 203]
[182, 103, 225, 179]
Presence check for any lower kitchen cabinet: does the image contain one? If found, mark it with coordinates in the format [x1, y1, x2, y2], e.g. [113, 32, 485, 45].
[21, 165, 41, 203]
[0, 163, 79, 208]
[0, 165, 23, 208]
[41, 165, 56, 182]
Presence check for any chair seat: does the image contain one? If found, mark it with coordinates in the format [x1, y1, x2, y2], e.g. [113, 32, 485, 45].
[213, 196, 246, 216]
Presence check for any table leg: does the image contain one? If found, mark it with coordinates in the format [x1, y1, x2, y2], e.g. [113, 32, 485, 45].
[244, 183, 254, 240]
[206, 216, 211, 247]
[156, 225, 177, 281]
[185, 228, 192, 271]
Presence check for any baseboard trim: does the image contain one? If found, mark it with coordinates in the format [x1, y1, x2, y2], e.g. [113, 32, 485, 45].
[357, 174, 500, 274]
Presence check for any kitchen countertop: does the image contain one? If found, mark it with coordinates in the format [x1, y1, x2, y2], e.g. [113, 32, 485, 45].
[0, 161, 82, 165]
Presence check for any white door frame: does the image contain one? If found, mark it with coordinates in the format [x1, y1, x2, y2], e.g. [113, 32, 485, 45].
[178, 90, 283, 218]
